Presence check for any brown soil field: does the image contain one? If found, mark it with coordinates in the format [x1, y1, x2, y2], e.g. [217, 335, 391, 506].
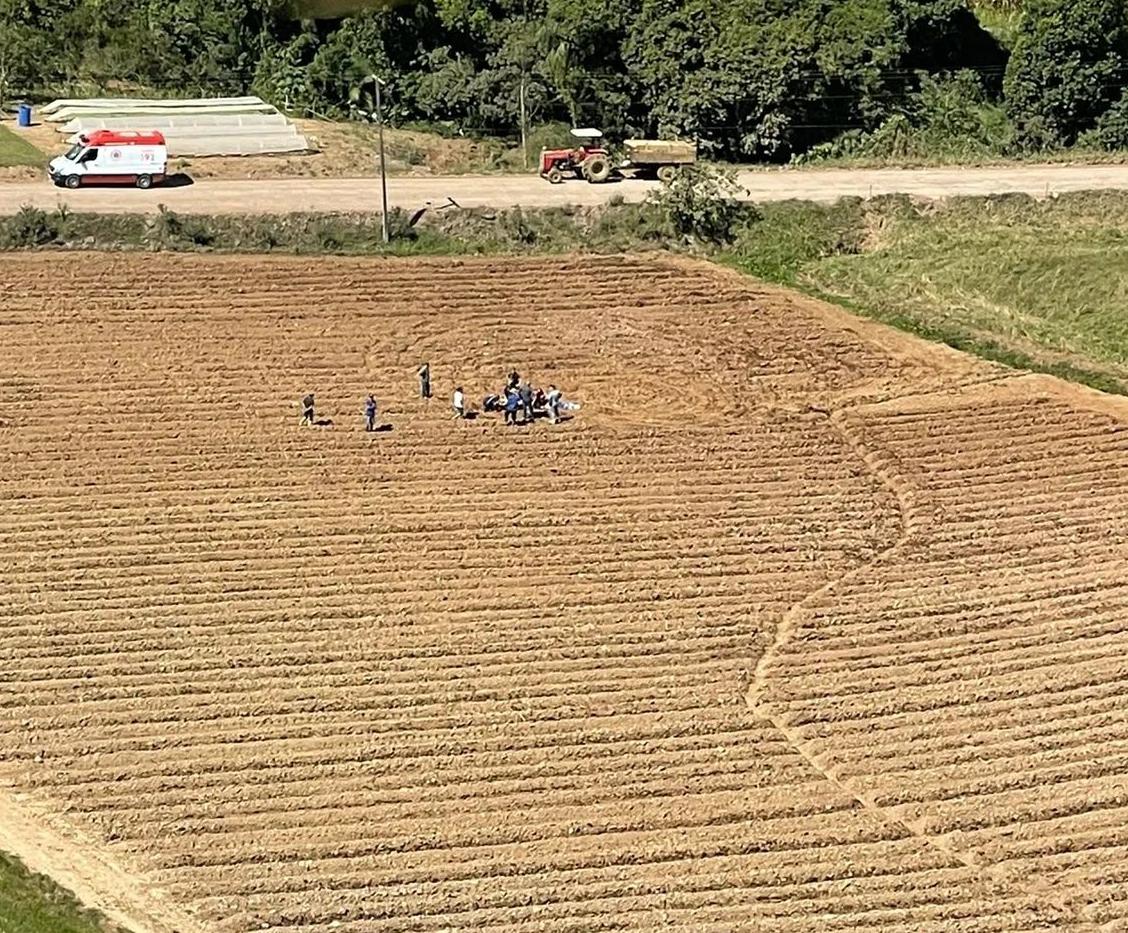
[0, 254, 1126, 932]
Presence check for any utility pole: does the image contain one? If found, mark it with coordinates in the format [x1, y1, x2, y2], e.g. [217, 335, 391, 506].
[519, 76, 529, 169]
[375, 76, 389, 244]
[519, 0, 530, 168]
[362, 73, 390, 244]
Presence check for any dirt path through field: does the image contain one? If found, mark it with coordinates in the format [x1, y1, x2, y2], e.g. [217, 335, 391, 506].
[1, 163, 1127, 214]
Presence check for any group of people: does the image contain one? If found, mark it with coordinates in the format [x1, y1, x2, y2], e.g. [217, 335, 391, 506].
[298, 363, 574, 430]
[481, 371, 565, 425]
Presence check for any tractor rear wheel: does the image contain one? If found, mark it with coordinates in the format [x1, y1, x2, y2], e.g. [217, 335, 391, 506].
[546, 167, 564, 185]
[657, 164, 678, 184]
[583, 155, 612, 183]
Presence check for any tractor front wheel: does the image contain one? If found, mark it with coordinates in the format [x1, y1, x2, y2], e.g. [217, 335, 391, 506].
[583, 155, 612, 183]
[546, 167, 564, 185]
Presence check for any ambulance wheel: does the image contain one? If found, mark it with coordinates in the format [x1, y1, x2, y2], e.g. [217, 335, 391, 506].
[64, 175, 81, 190]
[135, 174, 153, 190]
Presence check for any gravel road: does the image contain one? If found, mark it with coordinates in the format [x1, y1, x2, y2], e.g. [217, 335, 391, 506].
[2, 164, 1127, 214]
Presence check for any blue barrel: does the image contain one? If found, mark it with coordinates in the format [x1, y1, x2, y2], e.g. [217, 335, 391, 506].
[16, 104, 31, 127]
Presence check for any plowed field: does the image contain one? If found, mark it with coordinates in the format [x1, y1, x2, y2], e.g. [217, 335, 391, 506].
[0, 254, 1125, 933]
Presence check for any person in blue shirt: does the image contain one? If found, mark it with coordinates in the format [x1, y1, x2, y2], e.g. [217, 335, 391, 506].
[504, 388, 520, 426]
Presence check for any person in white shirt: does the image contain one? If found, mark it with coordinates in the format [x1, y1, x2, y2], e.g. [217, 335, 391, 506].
[452, 386, 465, 419]
[546, 385, 562, 423]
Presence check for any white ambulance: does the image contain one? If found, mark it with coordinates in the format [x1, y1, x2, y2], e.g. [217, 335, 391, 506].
[48, 130, 168, 190]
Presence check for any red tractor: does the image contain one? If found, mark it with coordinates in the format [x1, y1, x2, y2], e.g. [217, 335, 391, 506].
[539, 128, 614, 184]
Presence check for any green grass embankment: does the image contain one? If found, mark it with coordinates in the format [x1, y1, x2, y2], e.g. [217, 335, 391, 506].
[0, 125, 44, 168]
[0, 851, 119, 933]
[729, 191, 1128, 395]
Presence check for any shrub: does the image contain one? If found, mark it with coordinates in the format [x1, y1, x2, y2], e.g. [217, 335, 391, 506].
[647, 164, 756, 246]
[146, 205, 183, 249]
[1, 206, 59, 248]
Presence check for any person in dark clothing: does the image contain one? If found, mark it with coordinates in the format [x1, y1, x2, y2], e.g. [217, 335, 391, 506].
[507, 370, 520, 391]
[504, 388, 520, 426]
[364, 395, 378, 431]
[417, 362, 432, 400]
[519, 381, 534, 423]
[301, 393, 315, 427]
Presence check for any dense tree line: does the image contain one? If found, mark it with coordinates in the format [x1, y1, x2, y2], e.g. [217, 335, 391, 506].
[1, 0, 1127, 159]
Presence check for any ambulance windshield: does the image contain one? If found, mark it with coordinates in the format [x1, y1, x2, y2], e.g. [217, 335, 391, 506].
[64, 143, 84, 161]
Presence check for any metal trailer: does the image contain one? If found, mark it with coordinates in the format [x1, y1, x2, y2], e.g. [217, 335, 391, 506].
[621, 139, 697, 182]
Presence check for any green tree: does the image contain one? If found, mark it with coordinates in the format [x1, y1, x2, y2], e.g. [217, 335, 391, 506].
[140, 0, 274, 92]
[0, 0, 51, 111]
[1004, 0, 1128, 148]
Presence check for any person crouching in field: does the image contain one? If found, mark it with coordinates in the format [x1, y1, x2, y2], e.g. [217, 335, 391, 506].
[364, 394, 378, 431]
[452, 386, 465, 419]
[301, 393, 315, 427]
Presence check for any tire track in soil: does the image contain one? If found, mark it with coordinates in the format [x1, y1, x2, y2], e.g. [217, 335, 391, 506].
[746, 385, 1092, 929]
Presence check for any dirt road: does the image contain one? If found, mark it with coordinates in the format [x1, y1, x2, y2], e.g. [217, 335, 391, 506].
[2, 164, 1128, 214]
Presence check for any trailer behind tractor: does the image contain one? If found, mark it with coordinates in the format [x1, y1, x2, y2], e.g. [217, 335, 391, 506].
[621, 139, 697, 182]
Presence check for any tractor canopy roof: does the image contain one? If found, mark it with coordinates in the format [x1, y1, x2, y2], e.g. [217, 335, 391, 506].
[570, 128, 603, 140]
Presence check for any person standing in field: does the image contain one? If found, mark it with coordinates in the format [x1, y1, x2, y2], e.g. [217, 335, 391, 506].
[417, 362, 432, 400]
[519, 381, 534, 423]
[504, 387, 520, 426]
[546, 385, 562, 424]
[452, 386, 465, 419]
[364, 394, 378, 431]
[300, 392, 315, 427]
